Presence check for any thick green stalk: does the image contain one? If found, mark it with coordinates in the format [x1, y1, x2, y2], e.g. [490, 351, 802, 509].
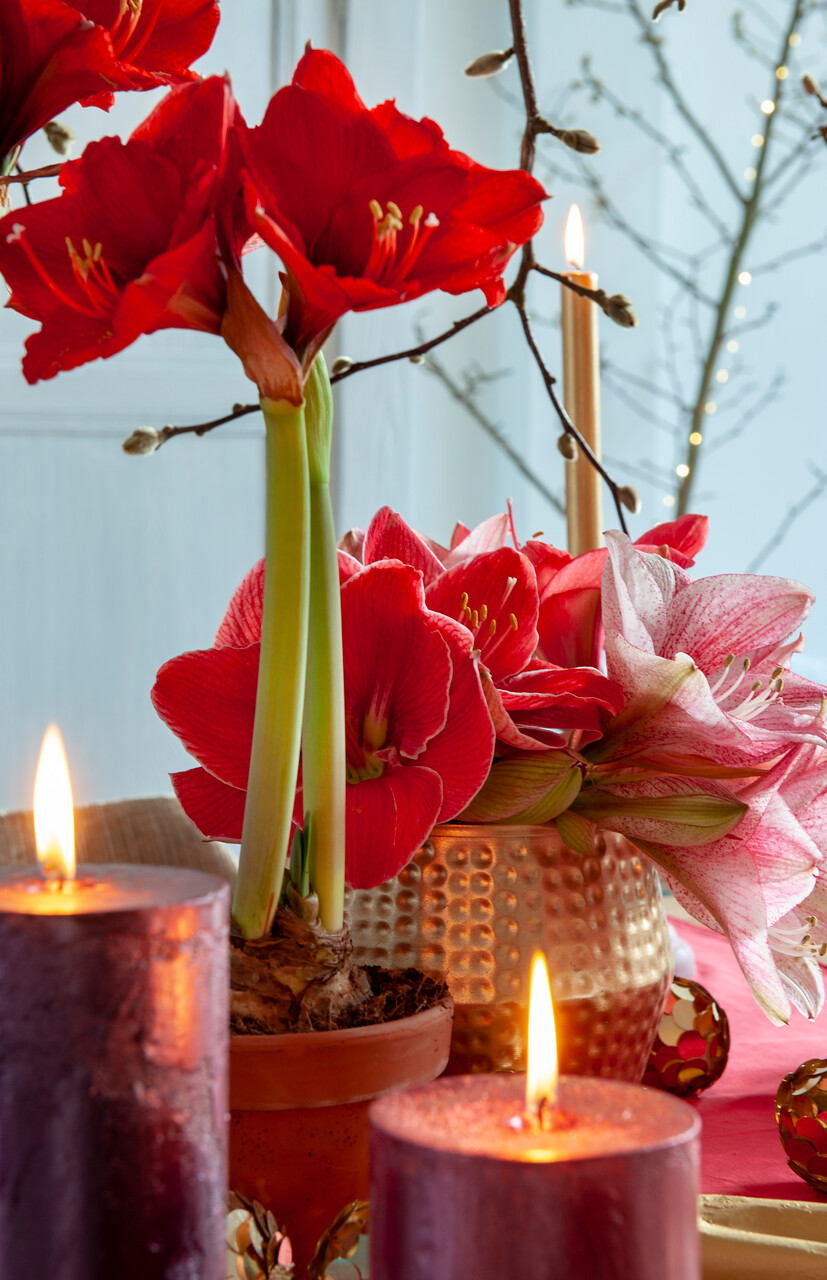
[303, 356, 346, 931]
[233, 397, 310, 939]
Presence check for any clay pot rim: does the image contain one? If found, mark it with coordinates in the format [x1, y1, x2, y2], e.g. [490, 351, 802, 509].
[230, 995, 454, 1109]
[230, 994, 453, 1053]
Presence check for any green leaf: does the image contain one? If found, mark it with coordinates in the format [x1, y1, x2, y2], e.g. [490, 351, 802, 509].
[572, 785, 747, 846]
[460, 751, 582, 823]
[556, 810, 598, 856]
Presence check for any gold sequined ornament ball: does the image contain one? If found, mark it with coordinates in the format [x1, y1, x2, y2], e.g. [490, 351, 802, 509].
[776, 1059, 827, 1193]
[642, 977, 730, 1097]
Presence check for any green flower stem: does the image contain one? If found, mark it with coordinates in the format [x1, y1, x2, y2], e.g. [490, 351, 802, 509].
[233, 396, 310, 939]
[304, 480, 346, 930]
[302, 357, 346, 931]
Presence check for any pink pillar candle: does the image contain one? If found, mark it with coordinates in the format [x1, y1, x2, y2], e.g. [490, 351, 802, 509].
[0, 864, 229, 1280]
[370, 1074, 700, 1280]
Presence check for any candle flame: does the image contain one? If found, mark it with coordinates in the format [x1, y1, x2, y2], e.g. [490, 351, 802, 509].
[565, 204, 585, 270]
[34, 725, 75, 880]
[526, 951, 558, 1119]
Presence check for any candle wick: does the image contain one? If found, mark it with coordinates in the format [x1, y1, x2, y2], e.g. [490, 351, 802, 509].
[525, 1096, 556, 1133]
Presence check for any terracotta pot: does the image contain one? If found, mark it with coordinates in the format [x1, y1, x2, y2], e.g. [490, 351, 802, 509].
[228, 997, 453, 1275]
[348, 824, 673, 1080]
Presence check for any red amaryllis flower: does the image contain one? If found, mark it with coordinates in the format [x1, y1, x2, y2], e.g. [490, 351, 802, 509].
[0, 75, 245, 383]
[152, 559, 495, 889]
[344, 506, 624, 752]
[240, 47, 546, 361]
[525, 513, 710, 670]
[0, 0, 220, 163]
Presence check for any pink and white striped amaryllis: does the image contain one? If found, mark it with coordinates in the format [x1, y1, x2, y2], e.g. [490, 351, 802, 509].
[582, 531, 827, 1022]
[591, 531, 827, 770]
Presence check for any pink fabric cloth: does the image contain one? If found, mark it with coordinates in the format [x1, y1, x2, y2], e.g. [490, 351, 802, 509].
[672, 919, 827, 1202]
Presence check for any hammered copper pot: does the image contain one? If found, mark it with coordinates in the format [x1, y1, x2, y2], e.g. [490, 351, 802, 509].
[347, 824, 673, 1080]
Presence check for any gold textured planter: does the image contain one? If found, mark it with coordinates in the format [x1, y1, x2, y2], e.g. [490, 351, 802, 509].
[347, 823, 673, 1079]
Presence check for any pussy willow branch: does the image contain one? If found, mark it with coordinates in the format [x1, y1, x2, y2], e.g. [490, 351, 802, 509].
[0, 162, 62, 187]
[507, 0, 630, 532]
[329, 303, 494, 382]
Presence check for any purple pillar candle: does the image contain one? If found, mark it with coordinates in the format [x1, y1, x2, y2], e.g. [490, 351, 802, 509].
[0, 865, 229, 1280]
[370, 1074, 701, 1280]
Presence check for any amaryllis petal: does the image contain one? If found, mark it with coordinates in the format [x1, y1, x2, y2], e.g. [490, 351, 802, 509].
[482, 674, 566, 752]
[775, 952, 824, 1020]
[338, 550, 364, 584]
[215, 559, 265, 648]
[0, 76, 245, 385]
[342, 562, 452, 762]
[171, 766, 246, 843]
[633, 748, 824, 1023]
[80, 0, 220, 89]
[425, 547, 538, 682]
[598, 532, 827, 770]
[338, 527, 366, 561]
[292, 44, 368, 113]
[152, 645, 257, 788]
[636, 513, 709, 563]
[0, 0, 219, 161]
[345, 763, 443, 889]
[537, 587, 603, 670]
[658, 574, 814, 673]
[443, 513, 511, 566]
[520, 540, 572, 598]
[595, 638, 759, 767]
[364, 507, 445, 584]
[417, 614, 495, 818]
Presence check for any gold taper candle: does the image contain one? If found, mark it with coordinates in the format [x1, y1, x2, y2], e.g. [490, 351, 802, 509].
[562, 205, 602, 556]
